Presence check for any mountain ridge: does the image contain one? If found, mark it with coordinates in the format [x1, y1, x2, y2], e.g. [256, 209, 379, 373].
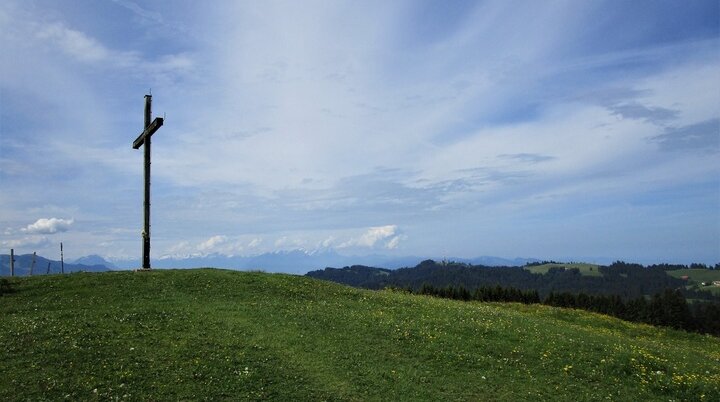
[107, 250, 542, 273]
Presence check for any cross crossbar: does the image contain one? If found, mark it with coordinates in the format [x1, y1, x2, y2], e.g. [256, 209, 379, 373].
[132, 117, 164, 149]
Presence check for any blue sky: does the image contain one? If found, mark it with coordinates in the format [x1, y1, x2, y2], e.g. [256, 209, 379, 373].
[1, 0, 718, 265]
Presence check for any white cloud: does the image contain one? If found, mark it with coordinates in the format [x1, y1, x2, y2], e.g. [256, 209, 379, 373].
[247, 238, 263, 249]
[386, 235, 402, 250]
[162, 235, 267, 257]
[339, 225, 400, 249]
[197, 235, 228, 252]
[318, 236, 335, 248]
[22, 218, 74, 234]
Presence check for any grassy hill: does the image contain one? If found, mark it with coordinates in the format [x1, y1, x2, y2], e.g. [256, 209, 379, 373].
[1, 269, 718, 401]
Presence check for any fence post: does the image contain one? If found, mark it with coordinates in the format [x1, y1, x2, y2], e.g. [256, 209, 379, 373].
[30, 252, 36, 276]
[10, 249, 14, 277]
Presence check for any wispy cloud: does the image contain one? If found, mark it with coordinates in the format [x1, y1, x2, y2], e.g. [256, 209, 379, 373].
[498, 154, 556, 164]
[111, 0, 164, 25]
[1, 236, 50, 249]
[29, 17, 194, 81]
[650, 119, 720, 153]
[35, 23, 113, 63]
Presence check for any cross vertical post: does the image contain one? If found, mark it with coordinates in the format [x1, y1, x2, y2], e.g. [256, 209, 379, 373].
[132, 94, 164, 270]
[142, 95, 151, 269]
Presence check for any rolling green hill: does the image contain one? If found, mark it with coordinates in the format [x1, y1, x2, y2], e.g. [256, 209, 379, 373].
[1, 269, 718, 401]
[668, 269, 720, 296]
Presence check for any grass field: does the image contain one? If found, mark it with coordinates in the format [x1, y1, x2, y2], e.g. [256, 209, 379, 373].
[524, 263, 602, 277]
[1, 269, 718, 401]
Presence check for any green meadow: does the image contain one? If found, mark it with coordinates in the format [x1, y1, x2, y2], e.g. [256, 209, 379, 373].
[524, 263, 602, 277]
[1, 269, 718, 401]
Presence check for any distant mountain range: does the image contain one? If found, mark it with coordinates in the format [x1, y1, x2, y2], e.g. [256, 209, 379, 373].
[0, 253, 111, 276]
[73, 254, 118, 269]
[108, 250, 542, 274]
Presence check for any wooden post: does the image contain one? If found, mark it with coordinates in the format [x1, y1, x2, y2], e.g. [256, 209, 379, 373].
[60, 242, 64, 274]
[47, 262, 51, 275]
[30, 252, 36, 276]
[10, 249, 14, 277]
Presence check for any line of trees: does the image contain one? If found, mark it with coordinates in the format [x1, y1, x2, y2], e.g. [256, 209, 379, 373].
[410, 284, 720, 336]
[417, 283, 541, 304]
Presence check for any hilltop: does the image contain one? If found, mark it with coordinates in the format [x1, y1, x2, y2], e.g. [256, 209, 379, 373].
[1, 269, 718, 400]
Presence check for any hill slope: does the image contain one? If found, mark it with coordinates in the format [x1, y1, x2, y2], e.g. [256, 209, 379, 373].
[1, 269, 718, 401]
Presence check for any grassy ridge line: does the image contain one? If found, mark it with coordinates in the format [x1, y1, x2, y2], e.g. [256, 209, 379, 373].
[667, 269, 720, 283]
[1, 269, 718, 401]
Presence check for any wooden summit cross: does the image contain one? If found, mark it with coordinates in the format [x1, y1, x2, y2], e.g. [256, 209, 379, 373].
[132, 94, 163, 269]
